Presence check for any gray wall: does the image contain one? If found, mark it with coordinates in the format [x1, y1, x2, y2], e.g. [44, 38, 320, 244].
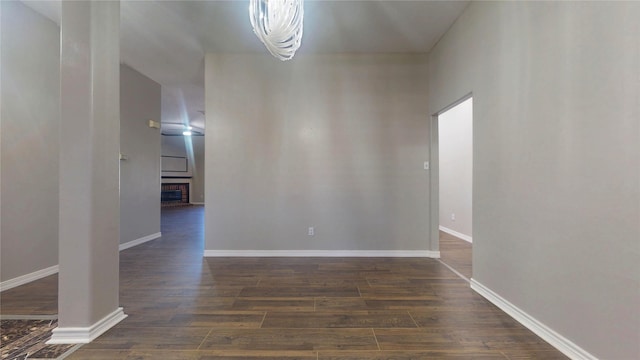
[161, 135, 192, 177]
[161, 134, 204, 204]
[120, 64, 161, 245]
[161, 135, 187, 157]
[205, 54, 430, 252]
[427, 2, 639, 358]
[191, 136, 205, 204]
[438, 98, 472, 239]
[0, 1, 59, 282]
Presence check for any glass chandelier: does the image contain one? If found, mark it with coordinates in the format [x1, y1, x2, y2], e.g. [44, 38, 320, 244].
[249, 0, 304, 61]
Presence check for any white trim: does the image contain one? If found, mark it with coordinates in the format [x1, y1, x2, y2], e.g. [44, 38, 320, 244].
[190, 202, 204, 205]
[470, 279, 597, 360]
[119, 232, 162, 251]
[437, 259, 470, 283]
[1, 232, 162, 291]
[0, 265, 59, 292]
[439, 225, 472, 243]
[161, 178, 191, 184]
[47, 307, 127, 344]
[204, 250, 440, 258]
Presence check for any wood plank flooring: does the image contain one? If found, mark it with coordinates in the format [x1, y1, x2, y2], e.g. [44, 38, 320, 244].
[0, 275, 58, 315]
[439, 230, 473, 279]
[0, 206, 567, 359]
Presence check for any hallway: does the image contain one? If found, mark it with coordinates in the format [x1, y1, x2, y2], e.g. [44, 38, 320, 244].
[439, 231, 473, 280]
[2, 207, 566, 359]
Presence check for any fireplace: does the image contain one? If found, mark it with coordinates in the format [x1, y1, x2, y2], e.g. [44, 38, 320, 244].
[161, 190, 182, 202]
[161, 183, 190, 207]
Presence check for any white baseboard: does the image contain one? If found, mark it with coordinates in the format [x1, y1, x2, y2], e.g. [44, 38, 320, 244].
[119, 232, 162, 251]
[47, 307, 127, 344]
[439, 225, 472, 243]
[0, 265, 59, 292]
[2, 233, 161, 291]
[204, 250, 440, 258]
[190, 202, 204, 205]
[470, 279, 597, 360]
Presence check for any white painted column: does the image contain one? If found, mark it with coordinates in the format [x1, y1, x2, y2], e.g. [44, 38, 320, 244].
[49, 0, 126, 344]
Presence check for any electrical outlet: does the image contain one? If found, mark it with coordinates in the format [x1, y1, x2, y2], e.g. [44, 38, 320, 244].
[308, 227, 314, 236]
[451, 213, 456, 221]
[424, 161, 429, 170]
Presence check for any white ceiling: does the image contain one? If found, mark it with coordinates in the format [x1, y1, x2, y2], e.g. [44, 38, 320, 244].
[22, 0, 469, 133]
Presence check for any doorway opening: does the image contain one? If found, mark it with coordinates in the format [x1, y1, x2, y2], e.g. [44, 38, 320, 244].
[433, 96, 473, 280]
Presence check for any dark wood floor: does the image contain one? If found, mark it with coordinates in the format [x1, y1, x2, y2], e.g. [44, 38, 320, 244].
[439, 230, 473, 280]
[0, 206, 567, 359]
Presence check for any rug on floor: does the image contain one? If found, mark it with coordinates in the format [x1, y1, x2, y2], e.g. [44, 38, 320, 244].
[0, 319, 75, 359]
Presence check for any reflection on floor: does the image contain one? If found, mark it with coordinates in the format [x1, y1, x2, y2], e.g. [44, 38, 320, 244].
[439, 230, 473, 280]
[0, 207, 567, 359]
[0, 276, 58, 315]
[0, 318, 75, 359]
[0, 264, 71, 359]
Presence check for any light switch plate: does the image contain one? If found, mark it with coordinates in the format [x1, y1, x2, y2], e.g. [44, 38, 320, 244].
[148, 120, 161, 129]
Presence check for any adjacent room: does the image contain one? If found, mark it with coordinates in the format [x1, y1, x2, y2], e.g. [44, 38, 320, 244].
[1, 1, 638, 360]
[437, 96, 473, 280]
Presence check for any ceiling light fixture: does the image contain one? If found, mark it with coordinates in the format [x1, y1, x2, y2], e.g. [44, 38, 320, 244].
[249, 0, 304, 61]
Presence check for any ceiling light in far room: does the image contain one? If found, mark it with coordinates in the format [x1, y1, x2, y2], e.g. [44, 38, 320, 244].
[249, 0, 304, 61]
[182, 131, 192, 136]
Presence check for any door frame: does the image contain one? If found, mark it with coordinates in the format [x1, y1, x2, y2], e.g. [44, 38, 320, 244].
[429, 92, 473, 256]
